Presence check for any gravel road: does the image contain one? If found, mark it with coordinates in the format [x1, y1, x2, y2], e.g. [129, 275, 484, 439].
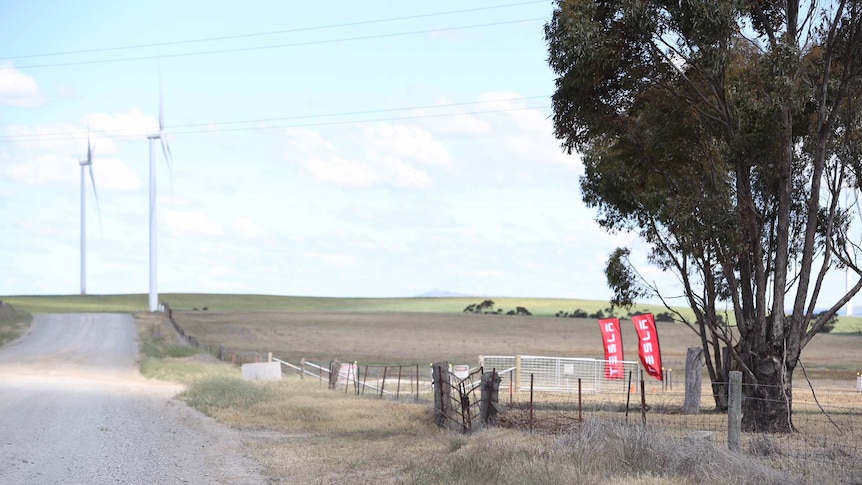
[0, 313, 266, 484]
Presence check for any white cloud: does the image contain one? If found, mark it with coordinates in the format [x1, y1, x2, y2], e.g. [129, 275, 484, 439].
[362, 123, 453, 167]
[232, 216, 268, 239]
[88, 109, 157, 138]
[309, 252, 355, 267]
[284, 125, 449, 188]
[165, 209, 223, 236]
[0, 63, 44, 107]
[1, 123, 142, 190]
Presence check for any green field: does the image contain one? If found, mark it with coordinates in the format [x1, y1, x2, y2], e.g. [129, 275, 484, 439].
[1, 293, 630, 315]
[4, 293, 862, 333]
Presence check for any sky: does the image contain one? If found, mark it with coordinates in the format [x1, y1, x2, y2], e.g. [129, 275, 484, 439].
[0, 1, 853, 308]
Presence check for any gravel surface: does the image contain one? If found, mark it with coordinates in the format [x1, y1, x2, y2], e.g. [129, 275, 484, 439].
[0, 313, 266, 484]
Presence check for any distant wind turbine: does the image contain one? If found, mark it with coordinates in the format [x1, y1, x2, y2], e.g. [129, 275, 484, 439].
[78, 129, 100, 295]
[147, 82, 174, 312]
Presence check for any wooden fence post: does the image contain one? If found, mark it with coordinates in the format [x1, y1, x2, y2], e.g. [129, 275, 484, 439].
[328, 360, 341, 390]
[640, 369, 647, 426]
[479, 370, 501, 426]
[683, 347, 704, 415]
[432, 362, 450, 427]
[728, 371, 742, 452]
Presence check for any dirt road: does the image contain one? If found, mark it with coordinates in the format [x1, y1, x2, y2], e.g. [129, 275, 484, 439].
[0, 313, 265, 484]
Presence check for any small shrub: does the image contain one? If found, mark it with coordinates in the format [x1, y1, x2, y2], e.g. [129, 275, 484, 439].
[810, 311, 838, 333]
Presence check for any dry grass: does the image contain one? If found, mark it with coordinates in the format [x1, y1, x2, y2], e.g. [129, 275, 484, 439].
[176, 375, 800, 485]
[174, 310, 862, 379]
[0, 302, 31, 347]
[174, 311, 709, 368]
[136, 310, 862, 484]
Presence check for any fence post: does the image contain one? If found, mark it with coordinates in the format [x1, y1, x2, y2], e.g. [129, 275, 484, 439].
[515, 355, 522, 391]
[625, 371, 633, 422]
[529, 373, 534, 434]
[640, 369, 647, 426]
[432, 362, 450, 427]
[728, 371, 742, 452]
[479, 369, 501, 426]
[396, 366, 403, 399]
[328, 360, 341, 390]
[578, 378, 582, 422]
[684, 347, 704, 415]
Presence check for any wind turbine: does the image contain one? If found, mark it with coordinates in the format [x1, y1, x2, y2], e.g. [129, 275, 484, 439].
[147, 84, 173, 312]
[78, 129, 100, 295]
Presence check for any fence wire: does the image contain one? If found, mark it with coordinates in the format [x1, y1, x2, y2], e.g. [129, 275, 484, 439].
[499, 377, 862, 481]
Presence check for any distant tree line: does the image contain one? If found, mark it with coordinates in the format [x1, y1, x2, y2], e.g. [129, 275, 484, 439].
[462, 300, 532, 316]
[554, 308, 679, 322]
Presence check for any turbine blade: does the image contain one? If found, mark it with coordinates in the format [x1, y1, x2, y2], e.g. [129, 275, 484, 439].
[161, 135, 174, 194]
[158, 74, 165, 131]
[88, 164, 103, 235]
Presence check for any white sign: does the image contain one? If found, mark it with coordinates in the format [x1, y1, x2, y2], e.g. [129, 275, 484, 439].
[242, 362, 282, 381]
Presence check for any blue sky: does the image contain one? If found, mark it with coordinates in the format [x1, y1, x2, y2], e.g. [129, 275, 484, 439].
[0, 1, 852, 308]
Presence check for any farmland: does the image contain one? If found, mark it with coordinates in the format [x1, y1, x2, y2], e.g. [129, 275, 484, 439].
[4, 293, 862, 483]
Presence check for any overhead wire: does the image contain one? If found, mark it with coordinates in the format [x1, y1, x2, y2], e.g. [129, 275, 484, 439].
[1, 18, 546, 71]
[0, 1, 550, 61]
[0, 99, 552, 144]
[0, 2, 553, 144]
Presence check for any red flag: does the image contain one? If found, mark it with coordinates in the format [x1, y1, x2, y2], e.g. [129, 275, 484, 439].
[598, 317, 625, 379]
[631, 313, 663, 381]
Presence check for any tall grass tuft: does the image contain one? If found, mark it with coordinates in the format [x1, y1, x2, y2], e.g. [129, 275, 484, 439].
[179, 376, 275, 416]
[400, 419, 793, 485]
[0, 302, 31, 347]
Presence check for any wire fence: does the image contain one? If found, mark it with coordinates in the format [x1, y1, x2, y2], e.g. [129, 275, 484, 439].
[497, 375, 862, 480]
[157, 306, 862, 478]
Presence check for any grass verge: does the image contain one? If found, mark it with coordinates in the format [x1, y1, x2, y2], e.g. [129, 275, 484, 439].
[132, 312, 854, 484]
[0, 301, 32, 347]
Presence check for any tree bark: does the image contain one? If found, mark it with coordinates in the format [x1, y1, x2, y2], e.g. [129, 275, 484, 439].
[740, 350, 794, 433]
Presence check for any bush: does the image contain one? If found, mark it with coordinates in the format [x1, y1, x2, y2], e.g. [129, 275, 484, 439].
[811, 311, 839, 333]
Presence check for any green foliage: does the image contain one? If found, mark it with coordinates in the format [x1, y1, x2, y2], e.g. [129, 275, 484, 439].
[605, 248, 649, 309]
[546, 0, 862, 428]
[463, 300, 496, 314]
[810, 312, 839, 334]
[464, 301, 533, 316]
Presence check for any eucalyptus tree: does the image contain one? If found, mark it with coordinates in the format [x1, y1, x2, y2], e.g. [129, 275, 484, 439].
[546, 1, 862, 432]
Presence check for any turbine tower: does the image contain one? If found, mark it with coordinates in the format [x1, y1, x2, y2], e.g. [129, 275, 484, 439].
[78, 130, 100, 295]
[147, 84, 173, 312]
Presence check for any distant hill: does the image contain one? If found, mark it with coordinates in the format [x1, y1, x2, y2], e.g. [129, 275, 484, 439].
[415, 290, 472, 298]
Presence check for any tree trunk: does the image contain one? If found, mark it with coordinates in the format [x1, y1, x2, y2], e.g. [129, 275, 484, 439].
[740, 353, 794, 433]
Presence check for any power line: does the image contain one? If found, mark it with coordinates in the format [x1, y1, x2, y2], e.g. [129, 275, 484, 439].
[0, 99, 552, 144]
[2, 18, 546, 71]
[0, 95, 549, 141]
[174, 104, 552, 136]
[0, 1, 550, 61]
